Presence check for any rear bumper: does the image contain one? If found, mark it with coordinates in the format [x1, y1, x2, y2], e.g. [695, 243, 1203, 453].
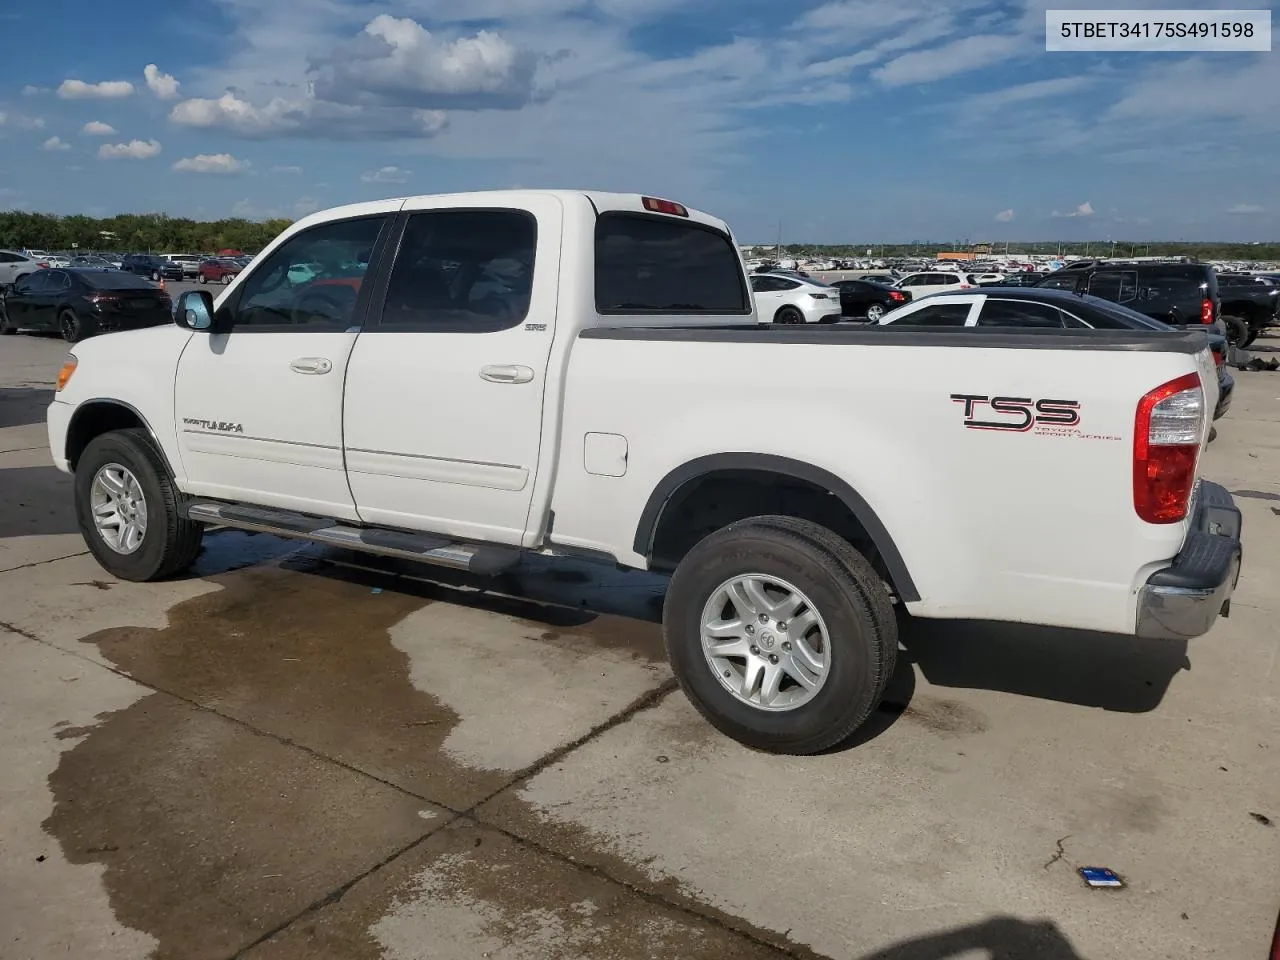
[1136, 481, 1242, 640]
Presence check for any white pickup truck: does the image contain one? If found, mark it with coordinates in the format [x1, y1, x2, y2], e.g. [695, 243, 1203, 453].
[46, 190, 1243, 754]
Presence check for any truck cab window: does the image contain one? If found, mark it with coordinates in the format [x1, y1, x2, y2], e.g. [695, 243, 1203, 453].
[232, 216, 386, 330]
[379, 209, 536, 332]
[595, 213, 749, 315]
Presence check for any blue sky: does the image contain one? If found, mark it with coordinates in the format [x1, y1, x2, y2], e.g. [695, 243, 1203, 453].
[1, 0, 1276, 242]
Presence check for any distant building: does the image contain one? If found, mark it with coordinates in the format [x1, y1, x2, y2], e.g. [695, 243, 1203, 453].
[937, 251, 976, 261]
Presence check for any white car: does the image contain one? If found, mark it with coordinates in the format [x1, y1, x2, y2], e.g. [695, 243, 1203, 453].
[0, 249, 47, 285]
[894, 272, 977, 299]
[165, 254, 203, 278]
[967, 272, 1005, 285]
[750, 272, 843, 323]
[46, 188, 1242, 755]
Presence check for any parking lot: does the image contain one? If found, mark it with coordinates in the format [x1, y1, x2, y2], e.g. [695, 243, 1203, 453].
[2, 329, 1278, 959]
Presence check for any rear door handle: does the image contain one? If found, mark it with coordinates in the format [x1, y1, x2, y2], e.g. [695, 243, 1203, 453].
[480, 364, 534, 384]
[289, 357, 333, 375]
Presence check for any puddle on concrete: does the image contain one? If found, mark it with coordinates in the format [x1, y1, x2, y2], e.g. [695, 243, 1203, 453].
[247, 821, 785, 960]
[42, 541, 674, 957]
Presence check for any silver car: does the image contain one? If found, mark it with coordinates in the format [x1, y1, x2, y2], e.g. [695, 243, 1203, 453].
[0, 250, 47, 286]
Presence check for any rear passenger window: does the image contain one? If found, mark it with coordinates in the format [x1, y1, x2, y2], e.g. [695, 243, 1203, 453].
[595, 214, 749, 315]
[1088, 271, 1137, 303]
[886, 304, 971, 326]
[977, 300, 1063, 328]
[1037, 273, 1078, 291]
[380, 210, 535, 332]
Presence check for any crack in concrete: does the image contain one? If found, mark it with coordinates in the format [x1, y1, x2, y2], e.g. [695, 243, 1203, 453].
[0, 550, 90, 576]
[1043, 835, 1072, 871]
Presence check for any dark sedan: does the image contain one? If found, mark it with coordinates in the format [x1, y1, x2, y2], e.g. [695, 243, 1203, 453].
[828, 278, 911, 321]
[121, 253, 184, 282]
[0, 268, 172, 342]
[980, 272, 1046, 287]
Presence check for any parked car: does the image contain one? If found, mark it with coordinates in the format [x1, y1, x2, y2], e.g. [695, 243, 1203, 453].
[876, 288, 1233, 420]
[0, 249, 50, 286]
[0, 268, 171, 342]
[828, 278, 911, 321]
[165, 254, 203, 278]
[70, 256, 119, 270]
[750, 272, 843, 323]
[894, 271, 976, 298]
[966, 272, 1004, 284]
[1035, 261, 1220, 329]
[44, 255, 73, 268]
[46, 189, 1243, 756]
[121, 254, 184, 282]
[980, 272, 1046, 287]
[199, 258, 244, 285]
[1215, 273, 1279, 348]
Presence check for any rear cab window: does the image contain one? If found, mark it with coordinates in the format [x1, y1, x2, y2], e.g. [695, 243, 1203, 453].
[884, 303, 974, 326]
[595, 213, 750, 315]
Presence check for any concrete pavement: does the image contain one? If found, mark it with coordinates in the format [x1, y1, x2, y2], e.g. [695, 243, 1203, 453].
[1, 329, 1277, 959]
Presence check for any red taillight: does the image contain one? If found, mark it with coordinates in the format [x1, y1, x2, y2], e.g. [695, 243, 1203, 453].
[1200, 298, 1213, 324]
[37, 262, 49, 269]
[889, 290, 905, 301]
[1133, 372, 1205, 524]
[641, 196, 689, 217]
[1213, 348, 1224, 367]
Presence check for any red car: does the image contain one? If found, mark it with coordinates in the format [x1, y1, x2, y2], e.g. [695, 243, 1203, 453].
[198, 258, 243, 285]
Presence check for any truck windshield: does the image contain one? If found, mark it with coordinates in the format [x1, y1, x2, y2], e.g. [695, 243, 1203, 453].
[595, 213, 749, 315]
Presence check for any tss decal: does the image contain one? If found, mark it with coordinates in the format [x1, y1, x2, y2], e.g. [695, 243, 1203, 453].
[950, 395, 1081, 432]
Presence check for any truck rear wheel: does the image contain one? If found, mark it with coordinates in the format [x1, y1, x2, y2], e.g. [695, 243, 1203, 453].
[74, 428, 204, 582]
[663, 516, 897, 754]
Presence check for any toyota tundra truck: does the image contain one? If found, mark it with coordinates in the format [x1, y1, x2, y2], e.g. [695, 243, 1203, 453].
[46, 190, 1244, 754]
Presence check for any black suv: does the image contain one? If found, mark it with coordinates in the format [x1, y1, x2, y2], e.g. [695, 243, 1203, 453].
[120, 254, 184, 282]
[1036, 261, 1220, 330]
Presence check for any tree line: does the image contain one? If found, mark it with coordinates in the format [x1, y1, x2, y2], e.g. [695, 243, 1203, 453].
[0, 210, 294, 254]
[759, 241, 1280, 261]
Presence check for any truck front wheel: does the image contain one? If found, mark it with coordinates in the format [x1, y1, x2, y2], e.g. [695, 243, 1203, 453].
[663, 516, 897, 754]
[73, 428, 204, 582]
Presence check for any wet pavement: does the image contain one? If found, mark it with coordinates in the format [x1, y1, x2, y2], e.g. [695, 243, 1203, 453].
[2, 332, 1279, 959]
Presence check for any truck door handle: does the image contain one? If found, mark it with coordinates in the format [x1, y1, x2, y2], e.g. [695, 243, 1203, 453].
[480, 364, 534, 384]
[289, 357, 333, 375]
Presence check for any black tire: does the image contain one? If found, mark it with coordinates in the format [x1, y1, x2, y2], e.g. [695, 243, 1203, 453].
[1240, 328, 1259, 349]
[664, 516, 896, 754]
[59, 310, 87, 343]
[0, 306, 14, 335]
[775, 306, 804, 325]
[1222, 315, 1249, 348]
[865, 303, 887, 322]
[74, 428, 204, 582]
[199, 274, 208, 284]
[221, 273, 233, 285]
[151, 271, 160, 282]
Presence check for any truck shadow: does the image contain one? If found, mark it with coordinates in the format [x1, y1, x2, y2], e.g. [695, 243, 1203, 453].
[275, 547, 1189, 751]
[0, 385, 54, 429]
[854, 915, 1087, 959]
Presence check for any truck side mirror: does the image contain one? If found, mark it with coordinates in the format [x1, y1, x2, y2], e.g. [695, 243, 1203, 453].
[175, 290, 215, 331]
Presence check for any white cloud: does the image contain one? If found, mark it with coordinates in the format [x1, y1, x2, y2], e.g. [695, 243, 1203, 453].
[1227, 204, 1263, 215]
[310, 16, 539, 110]
[41, 136, 70, 151]
[21, 85, 44, 96]
[994, 209, 1015, 222]
[1051, 201, 1095, 218]
[98, 139, 162, 160]
[171, 90, 447, 140]
[81, 120, 118, 136]
[294, 196, 321, 216]
[172, 153, 249, 174]
[361, 165, 410, 184]
[57, 78, 135, 99]
[872, 33, 1025, 86]
[0, 111, 45, 130]
[273, 165, 303, 174]
[143, 64, 181, 100]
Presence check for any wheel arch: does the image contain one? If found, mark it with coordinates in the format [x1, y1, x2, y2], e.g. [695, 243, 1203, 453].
[634, 453, 920, 602]
[66, 400, 176, 478]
